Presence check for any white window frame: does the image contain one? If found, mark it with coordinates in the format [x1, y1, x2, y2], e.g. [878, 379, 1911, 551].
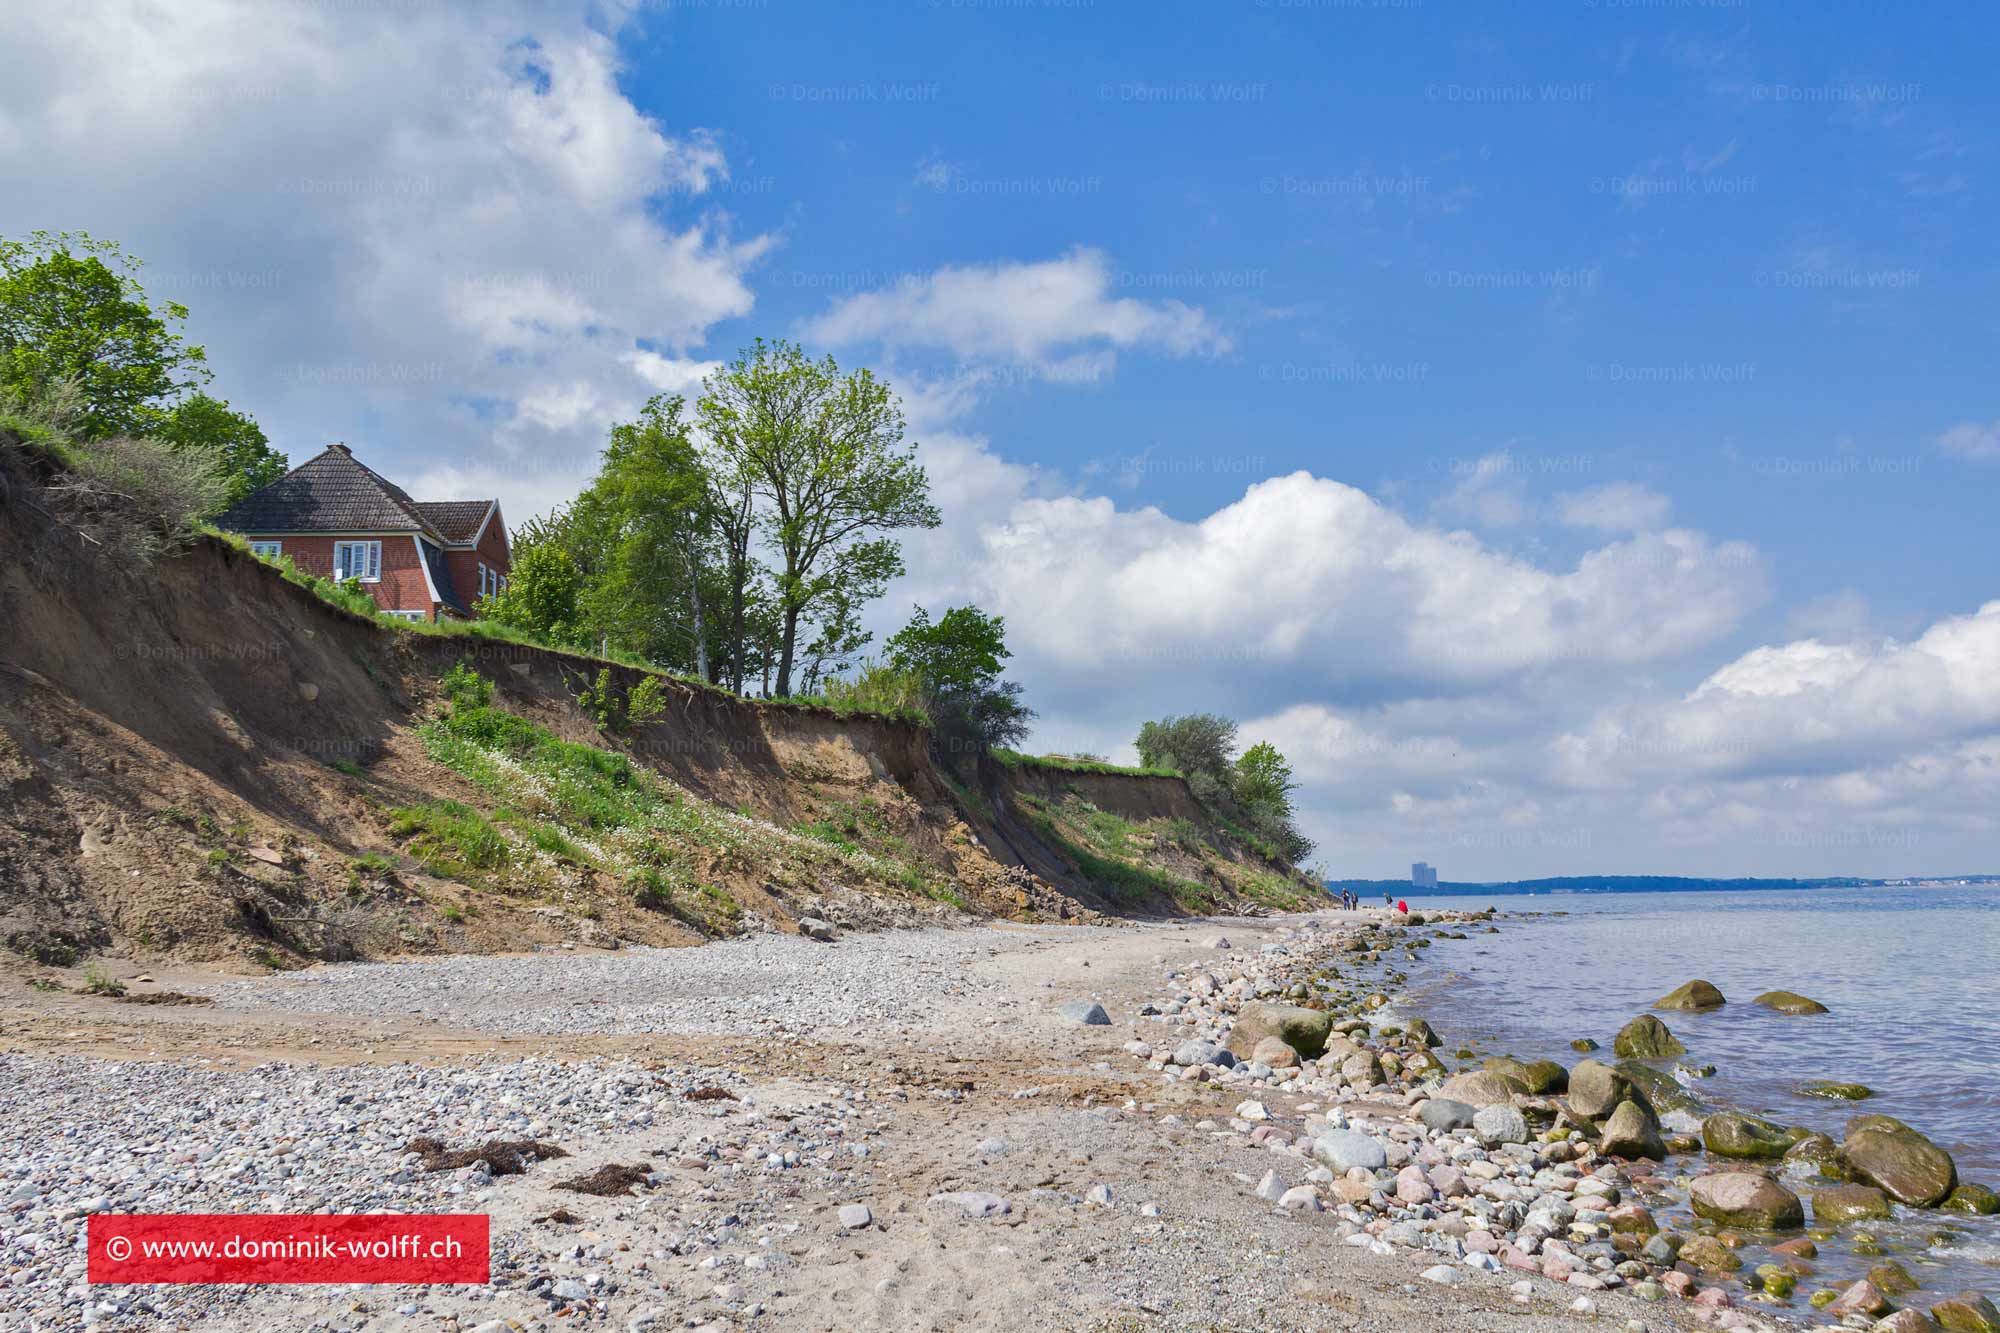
[247, 540, 283, 560]
[477, 562, 493, 598]
[381, 609, 427, 622]
[333, 540, 383, 583]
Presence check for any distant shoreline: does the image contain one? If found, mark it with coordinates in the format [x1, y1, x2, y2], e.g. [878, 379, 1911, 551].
[1325, 874, 2000, 898]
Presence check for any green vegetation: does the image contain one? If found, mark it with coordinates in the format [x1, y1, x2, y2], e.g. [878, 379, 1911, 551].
[0, 231, 285, 501]
[81, 965, 125, 997]
[1134, 713, 1313, 862]
[1017, 794, 1223, 913]
[405, 667, 961, 929]
[884, 603, 1031, 759]
[483, 339, 941, 698]
[991, 748, 1178, 778]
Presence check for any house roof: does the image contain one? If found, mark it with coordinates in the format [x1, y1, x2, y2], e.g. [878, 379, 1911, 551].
[215, 443, 443, 540]
[414, 500, 494, 544]
[216, 444, 500, 551]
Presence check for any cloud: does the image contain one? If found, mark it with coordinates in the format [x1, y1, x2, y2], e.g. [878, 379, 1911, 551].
[1555, 482, 1672, 532]
[897, 465, 1766, 697]
[1554, 600, 2000, 786]
[0, 0, 773, 525]
[798, 247, 1230, 376]
[1938, 418, 2000, 461]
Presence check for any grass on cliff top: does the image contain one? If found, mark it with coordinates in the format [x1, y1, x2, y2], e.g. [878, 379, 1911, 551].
[405, 666, 962, 928]
[990, 748, 1178, 778]
[209, 528, 929, 727]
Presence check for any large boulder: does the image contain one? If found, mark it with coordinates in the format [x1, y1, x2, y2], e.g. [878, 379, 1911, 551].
[1438, 1069, 1524, 1107]
[1931, 1293, 2000, 1332]
[1599, 1099, 1666, 1160]
[1704, 1110, 1794, 1161]
[1655, 979, 1726, 1011]
[1614, 1014, 1687, 1060]
[1567, 1059, 1648, 1123]
[1404, 1017, 1442, 1048]
[1843, 1123, 1958, 1207]
[1754, 990, 1830, 1015]
[1615, 1059, 1701, 1114]
[1688, 1171, 1804, 1230]
[1313, 1130, 1388, 1174]
[1229, 1002, 1333, 1060]
[1813, 1184, 1894, 1222]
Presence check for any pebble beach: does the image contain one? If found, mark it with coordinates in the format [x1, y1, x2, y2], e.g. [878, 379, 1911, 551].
[2, 909, 1993, 1332]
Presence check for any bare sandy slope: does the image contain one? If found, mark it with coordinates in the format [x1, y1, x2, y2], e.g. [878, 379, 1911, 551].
[0, 913, 1705, 1332]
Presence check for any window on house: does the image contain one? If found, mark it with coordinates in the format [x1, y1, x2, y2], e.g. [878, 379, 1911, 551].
[333, 540, 382, 583]
[247, 540, 283, 560]
[381, 609, 427, 622]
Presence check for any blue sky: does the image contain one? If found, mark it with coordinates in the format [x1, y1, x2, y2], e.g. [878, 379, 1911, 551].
[5, 0, 1996, 879]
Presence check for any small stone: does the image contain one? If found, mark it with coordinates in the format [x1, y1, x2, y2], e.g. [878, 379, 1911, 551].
[838, 1204, 872, 1230]
[1085, 1183, 1113, 1207]
[1472, 1103, 1529, 1146]
[797, 917, 837, 942]
[1276, 1186, 1322, 1211]
[1059, 1000, 1111, 1025]
[1255, 1170, 1286, 1202]
[1421, 1265, 1462, 1286]
[930, 1190, 1008, 1218]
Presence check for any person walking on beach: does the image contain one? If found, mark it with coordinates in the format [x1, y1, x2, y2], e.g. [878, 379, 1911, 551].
[1383, 889, 1393, 908]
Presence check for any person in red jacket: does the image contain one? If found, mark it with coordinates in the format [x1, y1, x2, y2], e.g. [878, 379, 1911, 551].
[1396, 899, 1409, 914]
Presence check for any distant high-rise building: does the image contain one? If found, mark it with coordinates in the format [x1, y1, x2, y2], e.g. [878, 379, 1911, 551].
[1411, 861, 1437, 889]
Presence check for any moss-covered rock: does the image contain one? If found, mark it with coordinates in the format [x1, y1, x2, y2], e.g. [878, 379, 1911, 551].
[1520, 1058, 1569, 1094]
[1438, 1068, 1526, 1106]
[1943, 1183, 2000, 1216]
[1869, 1261, 1920, 1295]
[1678, 1233, 1743, 1272]
[1704, 1110, 1793, 1160]
[1614, 1014, 1687, 1059]
[1813, 1184, 1894, 1222]
[1656, 979, 1726, 1011]
[1932, 1292, 2000, 1332]
[1800, 1079, 1874, 1100]
[1570, 1036, 1599, 1053]
[1754, 990, 1830, 1015]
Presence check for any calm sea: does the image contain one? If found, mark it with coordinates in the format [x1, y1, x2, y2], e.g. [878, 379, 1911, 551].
[1399, 884, 2000, 1309]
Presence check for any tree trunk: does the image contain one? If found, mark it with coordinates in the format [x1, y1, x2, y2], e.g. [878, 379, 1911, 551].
[775, 603, 801, 698]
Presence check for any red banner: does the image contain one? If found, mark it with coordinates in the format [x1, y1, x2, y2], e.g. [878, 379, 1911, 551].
[88, 1214, 490, 1285]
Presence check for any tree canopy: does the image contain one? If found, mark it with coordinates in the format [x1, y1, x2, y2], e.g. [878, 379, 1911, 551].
[0, 230, 285, 503]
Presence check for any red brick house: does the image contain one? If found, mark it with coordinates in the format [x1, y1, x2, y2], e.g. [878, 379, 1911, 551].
[215, 443, 511, 621]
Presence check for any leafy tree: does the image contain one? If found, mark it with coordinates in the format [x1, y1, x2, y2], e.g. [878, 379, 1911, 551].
[594, 394, 717, 680]
[150, 393, 286, 504]
[478, 544, 584, 645]
[0, 231, 206, 438]
[1135, 713, 1238, 786]
[697, 338, 940, 697]
[885, 605, 1010, 695]
[886, 603, 1033, 757]
[1233, 741, 1297, 811]
[0, 231, 286, 501]
[1135, 714, 1314, 864]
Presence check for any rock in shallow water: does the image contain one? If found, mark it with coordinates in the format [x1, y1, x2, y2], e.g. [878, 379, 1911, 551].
[1614, 1015, 1686, 1060]
[1654, 979, 1726, 1011]
[1930, 1291, 2000, 1332]
[1943, 1182, 2000, 1215]
[1754, 989, 1829, 1015]
[1703, 1110, 1794, 1160]
[1843, 1122, 1958, 1207]
[1813, 1183, 1893, 1222]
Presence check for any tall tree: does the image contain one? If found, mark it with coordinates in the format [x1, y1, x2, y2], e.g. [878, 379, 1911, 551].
[595, 394, 716, 680]
[697, 339, 940, 697]
[0, 230, 286, 500]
